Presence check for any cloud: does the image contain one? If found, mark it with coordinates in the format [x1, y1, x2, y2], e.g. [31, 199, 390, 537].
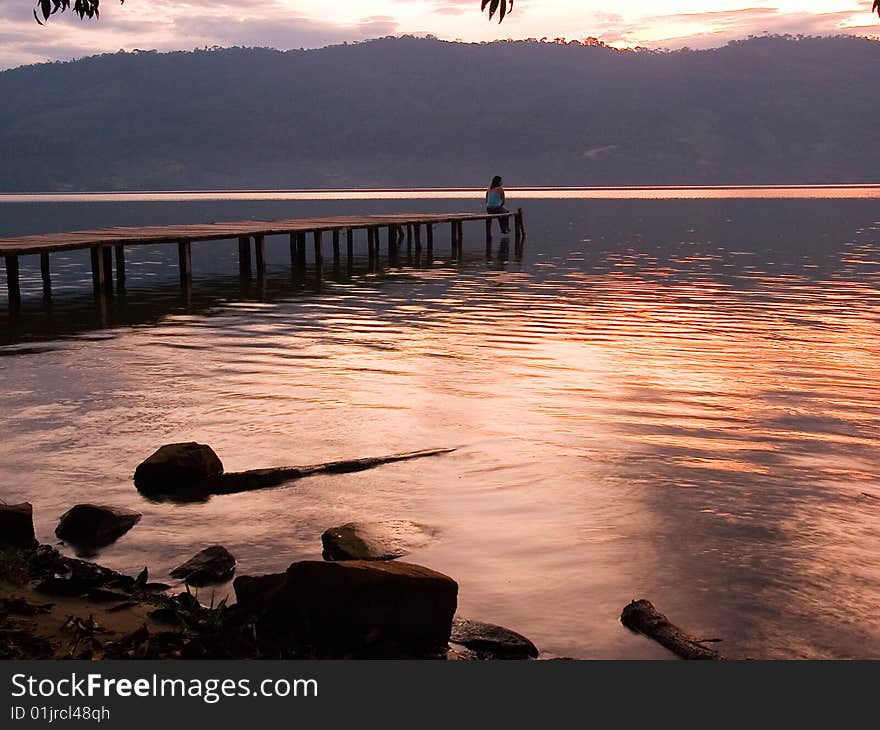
[0, 0, 399, 69]
[601, 7, 874, 49]
[172, 13, 398, 49]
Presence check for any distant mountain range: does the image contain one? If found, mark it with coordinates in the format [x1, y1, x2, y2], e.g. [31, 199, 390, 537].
[0, 35, 877, 191]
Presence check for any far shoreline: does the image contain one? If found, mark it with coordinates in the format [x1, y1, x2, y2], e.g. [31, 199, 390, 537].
[2, 183, 880, 205]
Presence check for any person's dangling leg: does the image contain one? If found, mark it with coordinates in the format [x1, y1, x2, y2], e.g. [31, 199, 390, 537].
[489, 205, 510, 235]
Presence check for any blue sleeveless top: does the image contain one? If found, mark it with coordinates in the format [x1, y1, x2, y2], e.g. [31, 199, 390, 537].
[487, 190, 503, 207]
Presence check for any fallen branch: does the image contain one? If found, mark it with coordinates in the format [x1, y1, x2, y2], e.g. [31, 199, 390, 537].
[215, 448, 456, 493]
[620, 599, 724, 660]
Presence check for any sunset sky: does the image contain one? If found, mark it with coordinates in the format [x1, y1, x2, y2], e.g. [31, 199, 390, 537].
[0, 0, 876, 69]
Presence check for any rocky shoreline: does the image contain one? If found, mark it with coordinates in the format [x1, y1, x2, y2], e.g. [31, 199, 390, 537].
[1, 442, 721, 660]
[0, 442, 540, 660]
[0, 534, 539, 661]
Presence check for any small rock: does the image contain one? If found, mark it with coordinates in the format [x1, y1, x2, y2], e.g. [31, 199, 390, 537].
[450, 617, 539, 659]
[446, 644, 480, 661]
[133, 567, 148, 590]
[321, 520, 433, 561]
[0, 597, 53, 616]
[234, 560, 458, 658]
[148, 607, 185, 626]
[170, 546, 236, 586]
[55, 504, 141, 549]
[34, 577, 91, 597]
[134, 443, 224, 493]
[105, 602, 139, 613]
[174, 591, 201, 612]
[104, 575, 136, 592]
[0, 502, 36, 549]
[87, 588, 133, 604]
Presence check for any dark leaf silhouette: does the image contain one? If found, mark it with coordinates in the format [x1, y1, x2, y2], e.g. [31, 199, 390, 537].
[29, 1, 880, 24]
[33, 0, 121, 23]
[34, 0, 510, 23]
[481, 0, 514, 22]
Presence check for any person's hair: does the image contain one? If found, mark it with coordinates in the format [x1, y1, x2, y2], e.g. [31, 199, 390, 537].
[490, 176, 503, 188]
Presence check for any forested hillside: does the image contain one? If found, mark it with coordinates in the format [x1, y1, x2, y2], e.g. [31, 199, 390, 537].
[1, 35, 876, 190]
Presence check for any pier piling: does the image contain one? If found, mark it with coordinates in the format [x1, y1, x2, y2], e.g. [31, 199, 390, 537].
[178, 240, 192, 285]
[90, 246, 106, 293]
[115, 245, 126, 286]
[254, 235, 266, 275]
[40, 252, 51, 298]
[238, 236, 252, 276]
[5, 255, 21, 309]
[313, 230, 324, 269]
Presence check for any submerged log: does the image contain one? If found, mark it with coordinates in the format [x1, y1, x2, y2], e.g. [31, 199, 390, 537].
[620, 599, 724, 660]
[215, 448, 456, 495]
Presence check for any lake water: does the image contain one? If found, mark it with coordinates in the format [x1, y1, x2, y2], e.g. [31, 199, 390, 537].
[2, 188, 880, 659]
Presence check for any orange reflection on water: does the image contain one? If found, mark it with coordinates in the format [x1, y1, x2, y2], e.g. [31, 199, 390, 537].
[2, 197, 880, 658]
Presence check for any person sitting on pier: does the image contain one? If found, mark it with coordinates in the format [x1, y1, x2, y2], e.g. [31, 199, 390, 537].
[486, 176, 510, 235]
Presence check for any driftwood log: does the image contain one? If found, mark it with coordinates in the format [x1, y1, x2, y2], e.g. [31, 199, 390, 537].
[214, 448, 456, 494]
[136, 447, 456, 501]
[620, 599, 724, 660]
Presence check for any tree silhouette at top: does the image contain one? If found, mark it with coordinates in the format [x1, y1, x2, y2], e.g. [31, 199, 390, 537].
[34, 0, 516, 24]
[28, 0, 880, 24]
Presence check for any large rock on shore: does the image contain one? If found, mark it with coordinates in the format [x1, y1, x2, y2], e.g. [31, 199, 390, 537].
[321, 520, 433, 562]
[234, 560, 458, 658]
[55, 504, 141, 549]
[0, 502, 36, 549]
[134, 443, 223, 494]
[170, 546, 236, 586]
[450, 617, 539, 659]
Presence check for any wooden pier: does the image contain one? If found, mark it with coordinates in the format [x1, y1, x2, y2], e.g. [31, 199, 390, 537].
[1, 209, 525, 310]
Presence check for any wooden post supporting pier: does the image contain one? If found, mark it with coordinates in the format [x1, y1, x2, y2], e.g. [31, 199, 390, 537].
[296, 233, 306, 267]
[451, 221, 464, 258]
[387, 226, 396, 255]
[115, 245, 126, 287]
[102, 246, 114, 292]
[313, 230, 324, 269]
[5, 255, 21, 309]
[289, 233, 298, 266]
[238, 236, 252, 276]
[178, 240, 193, 285]
[254, 235, 266, 275]
[90, 246, 106, 293]
[346, 229, 354, 260]
[332, 230, 340, 264]
[485, 218, 493, 243]
[515, 208, 525, 240]
[40, 252, 51, 298]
